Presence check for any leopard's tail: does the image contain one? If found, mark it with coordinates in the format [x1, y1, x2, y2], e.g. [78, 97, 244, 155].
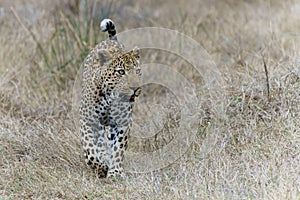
[100, 19, 117, 40]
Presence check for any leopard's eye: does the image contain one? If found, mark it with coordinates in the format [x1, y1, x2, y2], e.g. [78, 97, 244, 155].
[136, 69, 141, 75]
[116, 69, 125, 75]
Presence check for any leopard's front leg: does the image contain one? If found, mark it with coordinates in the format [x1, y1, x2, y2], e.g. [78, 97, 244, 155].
[106, 126, 129, 178]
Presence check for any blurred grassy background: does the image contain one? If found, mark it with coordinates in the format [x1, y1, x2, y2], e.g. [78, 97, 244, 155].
[0, 0, 299, 199]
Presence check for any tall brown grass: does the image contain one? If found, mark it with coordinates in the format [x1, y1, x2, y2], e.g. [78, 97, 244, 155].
[0, 0, 299, 199]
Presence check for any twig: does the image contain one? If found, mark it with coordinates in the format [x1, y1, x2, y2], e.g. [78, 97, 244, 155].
[262, 56, 270, 100]
[10, 7, 32, 35]
[59, 11, 84, 51]
[10, 7, 51, 70]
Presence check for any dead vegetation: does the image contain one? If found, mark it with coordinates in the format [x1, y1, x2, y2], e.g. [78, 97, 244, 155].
[0, 0, 299, 199]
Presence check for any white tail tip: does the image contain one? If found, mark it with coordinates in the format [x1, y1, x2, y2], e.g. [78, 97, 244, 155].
[100, 18, 113, 32]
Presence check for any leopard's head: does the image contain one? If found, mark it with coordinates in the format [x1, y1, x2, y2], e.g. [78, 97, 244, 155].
[102, 47, 141, 93]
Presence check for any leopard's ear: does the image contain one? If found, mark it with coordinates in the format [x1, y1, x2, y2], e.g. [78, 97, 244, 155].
[131, 47, 140, 59]
[97, 49, 111, 66]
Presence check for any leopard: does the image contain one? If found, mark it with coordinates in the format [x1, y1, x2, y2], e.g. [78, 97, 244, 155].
[80, 18, 141, 178]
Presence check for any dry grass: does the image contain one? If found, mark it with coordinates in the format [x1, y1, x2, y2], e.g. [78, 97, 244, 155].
[0, 0, 299, 199]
